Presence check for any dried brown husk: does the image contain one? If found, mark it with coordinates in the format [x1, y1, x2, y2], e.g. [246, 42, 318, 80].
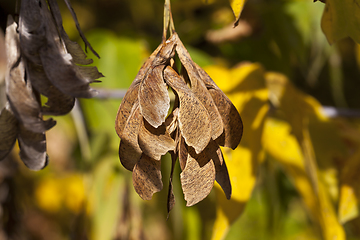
[1, 1, 102, 169]
[4, 15, 52, 169]
[180, 147, 216, 206]
[165, 107, 179, 136]
[0, 103, 18, 159]
[38, 0, 97, 98]
[138, 37, 176, 128]
[25, 60, 75, 116]
[116, 27, 241, 208]
[214, 148, 232, 200]
[178, 135, 188, 171]
[175, 34, 223, 141]
[195, 63, 243, 149]
[204, 140, 231, 199]
[132, 154, 163, 200]
[139, 65, 170, 128]
[5, 16, 56, 133]
[138, 120, 175, 160]
[47, 0, 98, 64]
[115, 44, 163, 138]
[167, 153, 177, 214]
[18, 123, 48, 170]
[163, 65, 211, 154]
[119, 102, 143, 171]
[19, 0, 102, 99]
[18, 0, 45, 65]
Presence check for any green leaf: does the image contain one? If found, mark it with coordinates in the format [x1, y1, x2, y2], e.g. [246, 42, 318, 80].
[321, 0, 360, 44]
[229, 0, 247, 27]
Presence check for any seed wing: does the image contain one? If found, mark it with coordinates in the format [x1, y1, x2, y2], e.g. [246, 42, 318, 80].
[0, 103, 18, 160]
[180, 147, 216, 206]
[175, 35, 223, 140]
[195, 63, 243, 149]
[138, 120, 176, 160]
[132, 154, 163, 200]
[164, 65, 211, 154]
[119, 102, 143, 171]
[18, 124, 48, 170]
[139, 65, 170, 128]
[115, 44, 163, 137]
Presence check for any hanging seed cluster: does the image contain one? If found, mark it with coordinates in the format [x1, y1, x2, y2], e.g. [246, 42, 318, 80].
[0, 0, 102, 170]
[115, 32, 243, 209]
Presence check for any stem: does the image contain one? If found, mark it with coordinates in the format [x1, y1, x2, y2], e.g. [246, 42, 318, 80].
[163, 0, 176, 41]
[163, 0, 170, 42]
[169, 3, 175, 35]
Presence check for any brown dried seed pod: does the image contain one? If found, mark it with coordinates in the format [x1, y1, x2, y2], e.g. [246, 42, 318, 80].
[214, 152, 232, 200]
[180, 147, 216, 206]
[132, 154, 163, 200]
[18, 124, 48, 171]
[116, 24, 242, 209]
[167, 153, 177, 214]
[115, 44, 163, 138]
[178, 135, 188, 171]
[47, 0, 98, 64]
[204, 141, 231, 199]
[119, 102, 143, 171]
[5, 16, 56, 133]
[138, 37, 176, 127]
[25, 60, 75, 116]
[19, 0, 102, 99]
[0, 103, 18, 160]
[139, 65, 170, 128]
[138, 120, 176, 160]
[1, 1, 102, 169]
[18, 0, 45, 65]
[165, 107, 179, 136]
[163, 65, 212, 154]
[175, 33, 224, 141]
[195, 63, 243, 149]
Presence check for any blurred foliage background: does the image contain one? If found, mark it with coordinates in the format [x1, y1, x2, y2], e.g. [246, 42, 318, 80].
[1, 0, 360, 239]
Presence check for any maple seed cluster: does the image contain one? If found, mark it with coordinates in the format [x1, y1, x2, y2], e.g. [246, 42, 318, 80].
[115, 32, 243, 209]
[0, 0, 102, 170]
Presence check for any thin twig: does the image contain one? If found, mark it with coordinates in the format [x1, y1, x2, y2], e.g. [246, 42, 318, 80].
[163, 0, 170, 42]
[93, 88, 128, 99]
[322, 106, 360, 118]
[92, 88, 360, 118]
[163, 0, 175, 40]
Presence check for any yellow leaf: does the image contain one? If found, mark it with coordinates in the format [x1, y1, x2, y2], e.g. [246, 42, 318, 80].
[63, 175, 86, 213]
[339, 184, 359, 224]
[35, 174, 86, 214]
[318, 180, 346, 240]
[264, 71, 346, 239]
[338, 146, 360, 223]
[204, 62, 265, 93]
[309, 116, 346, 205]
[321, 0, 360, 44]
[263, 117, 345, 240]
[212, 146, 258, 240]
[229, 0, 248, 26]
[207, 63, 268, 240]
[35, 177, 62, 213]
[265, 72, 324, 195]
